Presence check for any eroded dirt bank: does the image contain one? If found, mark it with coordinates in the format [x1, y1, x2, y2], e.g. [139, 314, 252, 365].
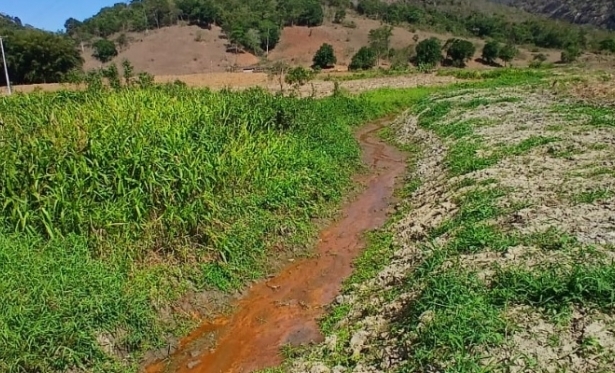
[145, 117, 408, 373]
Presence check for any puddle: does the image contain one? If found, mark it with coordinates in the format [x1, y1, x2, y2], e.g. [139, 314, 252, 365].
[145, 118, 407, 373]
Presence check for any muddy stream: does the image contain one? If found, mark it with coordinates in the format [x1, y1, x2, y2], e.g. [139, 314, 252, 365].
[145, 118, 407, 373]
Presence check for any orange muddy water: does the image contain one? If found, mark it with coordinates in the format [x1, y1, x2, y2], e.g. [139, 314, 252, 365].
[145, 118, 407, 373]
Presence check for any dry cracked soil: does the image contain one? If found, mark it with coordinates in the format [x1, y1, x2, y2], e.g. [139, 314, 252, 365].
[283, 81, 615, 373]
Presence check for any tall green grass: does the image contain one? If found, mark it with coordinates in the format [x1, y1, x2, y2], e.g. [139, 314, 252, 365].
[0, 85, 399, 372]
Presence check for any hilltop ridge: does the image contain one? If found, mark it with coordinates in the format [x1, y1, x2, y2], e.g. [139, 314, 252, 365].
[491, 0, 615, 30]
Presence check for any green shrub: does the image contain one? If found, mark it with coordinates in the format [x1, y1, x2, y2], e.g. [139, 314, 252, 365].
[561, 45, 581, 63]
[285, 66, 314, 87]
[445, 38, 476, 67]
[415, 37, 442, 66]
[313, 43, 337, 69]
[599, 38, 615, 53]
[92, 39, 118, 63]
[481, 40, 500, 65]
[349, 47, 377, 70]
[498, 43, 518, 66]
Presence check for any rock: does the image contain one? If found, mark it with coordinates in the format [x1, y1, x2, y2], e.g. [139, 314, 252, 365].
[350, 330, 370, 358]
[310, 362, 331, 373]
[186, 360, 201, 369]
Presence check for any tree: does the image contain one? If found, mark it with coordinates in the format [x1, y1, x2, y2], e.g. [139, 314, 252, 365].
[357, 0, 386, 19]
[368, 25, 393, 65]
[444, 38, 475, 67]
[1, 29, 83, 85]
[64, 17, 82, 36]
[244, 28, 262, 54]
[415, 37, 442, 66]
[349, 47, 377, 70]
[176, 0, 218, 27]
[259, 20, 280, 53]
[481, 40, 500, 65]
[561, 45, 581, 63]
[92, 39, 118, 63]
[498, 43, 518, 67]
[300, 0, 324, 26]
[313, 43, 337, 69]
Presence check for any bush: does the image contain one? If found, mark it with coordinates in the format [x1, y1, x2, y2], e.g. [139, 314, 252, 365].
[285, 66, 314, 87]
[313, 43, 337, 69]
[92, 39, 118, 63]
[333, 8, 346, 24]
[561, 45, 581, 63]
[598, 39, 615, 53]
[498, 44, 518, 67]
[415, 37, 442, 66]
[349, 47, 377, 70]
[445, 38, 476, 67]
[481, 40, 500, 65]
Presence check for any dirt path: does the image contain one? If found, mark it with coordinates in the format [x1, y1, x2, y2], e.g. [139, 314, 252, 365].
[144, 118, 408, 373]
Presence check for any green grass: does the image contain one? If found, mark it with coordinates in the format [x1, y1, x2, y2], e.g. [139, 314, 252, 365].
[571, 188, 614, 204]
[1, 84, 429, 372]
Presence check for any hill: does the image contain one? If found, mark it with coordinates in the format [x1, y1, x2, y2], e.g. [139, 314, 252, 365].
[0, 12, 24, 29]
[492, 0, 615, 30]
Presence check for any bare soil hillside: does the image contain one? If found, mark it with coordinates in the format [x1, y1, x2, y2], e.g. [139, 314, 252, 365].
[84, 16, 444, 74]
[82, 24, 260, 75]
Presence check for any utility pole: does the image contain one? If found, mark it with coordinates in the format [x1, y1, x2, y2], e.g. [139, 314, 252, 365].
[0, 36, 11, 95]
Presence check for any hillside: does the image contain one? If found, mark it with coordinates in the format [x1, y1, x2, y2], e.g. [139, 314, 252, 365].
[0, 12, 24, 30]
[492, 0, 615, 30]
[82, 14, 564, 76]
[84, 16, 470, 74]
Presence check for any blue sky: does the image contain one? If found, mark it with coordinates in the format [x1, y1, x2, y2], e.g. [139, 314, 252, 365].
[1, 0, 119, 31]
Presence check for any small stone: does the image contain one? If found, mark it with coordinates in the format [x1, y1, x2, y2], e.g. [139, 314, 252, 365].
[309, 362, 331, 373]
[186, 360, 201, 369]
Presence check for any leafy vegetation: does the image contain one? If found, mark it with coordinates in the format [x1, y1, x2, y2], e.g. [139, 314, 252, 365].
[349, 46, 377, 70]
[367, 25, 393, 65]
[481, 40, 500, 64]
[0, 78, 441, 372]
[0, 28, 83, 85]
[498, 43, 518, 66]
[444, 38, 476, 67]
[415, 37, 442, 66]
[285, 66, 314, 88]
[92, 39, 118, 63]
[312, 43, 337, 69]
[561, 44, 582, 63]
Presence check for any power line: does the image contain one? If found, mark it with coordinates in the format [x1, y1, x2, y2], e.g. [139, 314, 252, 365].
[0, 36, 11, 95]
